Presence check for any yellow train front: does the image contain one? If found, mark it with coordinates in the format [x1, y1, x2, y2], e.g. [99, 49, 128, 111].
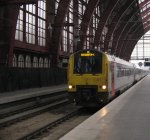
[68, 49, 110, 106]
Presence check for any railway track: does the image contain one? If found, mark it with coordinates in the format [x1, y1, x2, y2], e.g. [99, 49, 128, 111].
[0, 104, 87, 140]
[18, 107, 100, 140]
[0, 91, 69, 128]
[0, 89, 104, 140]
[18, 109, 81, 140]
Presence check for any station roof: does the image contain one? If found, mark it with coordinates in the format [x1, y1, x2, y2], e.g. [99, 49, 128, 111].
[0, 0, 150, 66]
[139, 0, 150, 33]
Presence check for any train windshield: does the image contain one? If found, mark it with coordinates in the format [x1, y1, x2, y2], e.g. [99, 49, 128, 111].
[74, 51, 102, 74]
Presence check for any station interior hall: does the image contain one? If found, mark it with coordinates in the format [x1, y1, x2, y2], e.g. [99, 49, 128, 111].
[0, 0, 149, 91]
[0, 0, 150, 140]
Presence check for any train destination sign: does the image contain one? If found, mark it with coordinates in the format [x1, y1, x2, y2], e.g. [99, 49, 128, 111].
[80, 53, 95, 57]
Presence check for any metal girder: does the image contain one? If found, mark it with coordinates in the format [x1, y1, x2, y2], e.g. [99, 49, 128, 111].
[121, 23, 144, 57]
[104, 0, 136, 52]
[94, 0, 120, 48]
[142, 14, 150, 23]
[113, 0, 150, 56]
[114, 2, 149, 57]
[116, 22, 138, 57]
[123, 34, 142, 61]
[123, 41, 137, 61]
[110, 9, 135, 54]
[113, 19, 139, 56]
[0, 0, 38, 5]
[141, 11, 150, 30]
[141, 7, 150, 17]
[144, 25, 150, 33]
[139, 0, 150, 8]
[143, 21, 150, 30]
[117, 20, 142, 56]
[0, 5, 20, 66]
[144, 22, 150, 30]
[121, 1, 150, 60]
[77, 0, 100, 50]
[50, 0, 71, 66]
[120, 24, 144, 59]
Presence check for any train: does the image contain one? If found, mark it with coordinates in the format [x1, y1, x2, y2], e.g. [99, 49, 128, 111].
[67, 49, 149, 107]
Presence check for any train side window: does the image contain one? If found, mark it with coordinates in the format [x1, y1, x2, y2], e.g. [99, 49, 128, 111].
[121, 69, 124, 77]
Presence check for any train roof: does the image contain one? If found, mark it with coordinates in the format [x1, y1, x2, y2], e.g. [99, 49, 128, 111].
[106, 53, 134, 67]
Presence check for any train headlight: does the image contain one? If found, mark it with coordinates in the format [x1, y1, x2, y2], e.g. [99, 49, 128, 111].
[68, 85, 73, 89]
[102, 85, 107, 90]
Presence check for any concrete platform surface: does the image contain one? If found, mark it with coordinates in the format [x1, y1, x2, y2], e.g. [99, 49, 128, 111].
[0, 84, 67, 104]
[60, 75, 150, 140]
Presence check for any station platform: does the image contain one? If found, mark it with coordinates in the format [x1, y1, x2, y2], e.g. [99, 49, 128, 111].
[0, 84, 67, 105]
[60, 75, 150, 140]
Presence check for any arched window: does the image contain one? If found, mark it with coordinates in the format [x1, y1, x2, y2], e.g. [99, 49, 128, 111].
[33, 57, 38, 68]
[44, 58, 49, 68]
[39, 57, 44, 68]
[13, 54, 17, 67]
[18, 55, 24, 68]
[25, 55, 31, 68]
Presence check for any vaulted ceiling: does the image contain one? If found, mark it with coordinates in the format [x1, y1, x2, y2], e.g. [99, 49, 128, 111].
[0, 0, 149, 66]
[52, 0, 150, 61]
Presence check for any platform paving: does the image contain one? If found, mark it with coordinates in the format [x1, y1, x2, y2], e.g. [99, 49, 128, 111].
[60, 75, 150, 140]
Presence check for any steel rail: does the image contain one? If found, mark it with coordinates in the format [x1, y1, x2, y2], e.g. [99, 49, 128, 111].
[18, 109, 81, 140]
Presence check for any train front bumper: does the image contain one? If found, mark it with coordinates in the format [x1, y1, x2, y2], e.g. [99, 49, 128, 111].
[68, 91, 109, 106]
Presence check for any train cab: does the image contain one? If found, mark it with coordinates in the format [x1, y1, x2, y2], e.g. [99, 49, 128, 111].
[68, 50, 110, 106]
